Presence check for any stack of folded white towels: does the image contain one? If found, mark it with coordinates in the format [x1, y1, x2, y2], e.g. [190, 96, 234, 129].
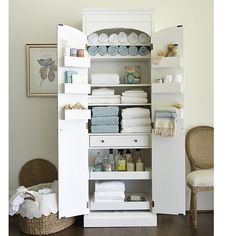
[94, 181, 125, 202]
[121, 90, 148, 104]
[89, 88, 120, 104]
[91, 73, 120, 85]
[121, 107, 151, 133]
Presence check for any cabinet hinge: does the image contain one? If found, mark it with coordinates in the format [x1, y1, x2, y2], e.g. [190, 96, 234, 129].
[152, 201, 155, 207]
[150, 43, 153, 50]
[151, 122, 154, 129]
[85, 44, 88, 50]
[177, 25, 183, 28]
[58, 23, 63, 26]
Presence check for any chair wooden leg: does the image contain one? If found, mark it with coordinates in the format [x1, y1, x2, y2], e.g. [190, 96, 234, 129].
[191, 189, 197, 229]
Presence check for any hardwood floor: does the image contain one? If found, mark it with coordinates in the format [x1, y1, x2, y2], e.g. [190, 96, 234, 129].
[9, 213, 213, 236]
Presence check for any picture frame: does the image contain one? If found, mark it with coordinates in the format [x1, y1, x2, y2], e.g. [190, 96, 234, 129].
[26, 44, 57, 96]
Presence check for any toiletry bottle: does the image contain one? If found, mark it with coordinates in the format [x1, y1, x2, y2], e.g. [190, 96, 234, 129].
[117, 150, 126, 171]
[114, 150, 121, 171]
[93, 152, 102, 172]
[136, 157, 144, 171]
[109, 149, 115, 171]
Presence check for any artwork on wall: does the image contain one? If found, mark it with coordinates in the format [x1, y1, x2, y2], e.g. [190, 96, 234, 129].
[26, 44, 57, 96]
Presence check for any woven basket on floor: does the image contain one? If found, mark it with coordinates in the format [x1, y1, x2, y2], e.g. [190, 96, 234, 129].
[18, 158, 76, 235]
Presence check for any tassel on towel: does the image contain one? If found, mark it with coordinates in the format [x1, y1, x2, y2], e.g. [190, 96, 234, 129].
[154, 107, 177, 137]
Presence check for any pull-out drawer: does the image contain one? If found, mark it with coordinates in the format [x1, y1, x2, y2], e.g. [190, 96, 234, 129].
[89, 135, 150, 147]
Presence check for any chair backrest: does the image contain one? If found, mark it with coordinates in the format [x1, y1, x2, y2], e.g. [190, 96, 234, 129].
[19, 158, 58, 187]
[186, 126, 214, 171]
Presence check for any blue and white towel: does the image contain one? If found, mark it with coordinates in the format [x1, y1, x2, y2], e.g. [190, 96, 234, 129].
[88, 46, 98, 56]
[118, 45, 128, 56]
[108, 46, 119, 56]
[98, 46, 107, 56]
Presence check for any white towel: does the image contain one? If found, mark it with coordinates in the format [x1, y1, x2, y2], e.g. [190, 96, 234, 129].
[109, 33, 119, 44]
[122, 107, 150, 119]
[95, 181, 125, 192]
[121, 126, 152, 133]
[118, 31, 128, 43]
[88, 95, 120, 104]
[121, 96, 148, 104]
[91, 73, 120, 85]
[122, 118, 151, 127]
[122, 91, 147, 98]
[92, 88, 115, 96]
[98, 33, 109, 44]
[88, 33, 99, 44]
[94, 191, 125, 201]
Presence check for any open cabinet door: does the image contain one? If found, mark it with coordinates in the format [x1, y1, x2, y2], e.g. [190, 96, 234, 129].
[58, 25, 90, 218]
[151, 26, 186, 215]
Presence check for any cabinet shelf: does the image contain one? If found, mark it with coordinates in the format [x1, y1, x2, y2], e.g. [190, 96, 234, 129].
[63, 83, 91, 94]
[90, 55, 150, 62]
[63, 56, 91, 68]
[89, 170, 150, 180]
[152, 56, 182, 68]
[63, 109, 91, 120]
[90, 193, 150, 211]
[151, 83, 183, 94]
[90, 84, 151, 88]
[89, 103, 151, 106]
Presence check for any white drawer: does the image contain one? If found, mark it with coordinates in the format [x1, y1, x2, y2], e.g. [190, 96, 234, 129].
[89, 135, 150, 147]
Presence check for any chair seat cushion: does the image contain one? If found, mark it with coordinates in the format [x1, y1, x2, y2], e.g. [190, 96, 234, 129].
[187, 169, 214, 187]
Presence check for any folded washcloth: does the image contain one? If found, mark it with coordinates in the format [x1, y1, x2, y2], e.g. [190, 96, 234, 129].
[91, 73, 120, 85]
[92, 88, 115, 96]
[108, 45, 119, 56]
[118, 32, 128, 43]
[95, 181, 125, 192]
[91, 124, 119, 133]
[154, 117, 176, 137]
[92, 106, 119, 117]
[88, 33, 98, 44]
[122, 107, 150, 119]
[128, 32, 139, 44]
[98, 45, 107, 56]
[98, 33, 109, 44]
[121, 118, 151, 127]
[92, 116, 119, 125]
[128, 46, 139, 56]
[121, 96, 148, 104]
[118, 45, 128, 56]
[121, 126, 152, 133]
[88, 46, 98, 56]
[94, 191, 125, 201]
[88, 95, 120, 104]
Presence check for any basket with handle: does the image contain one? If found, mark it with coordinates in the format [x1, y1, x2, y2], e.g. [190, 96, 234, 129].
[18, 159, 76, 235]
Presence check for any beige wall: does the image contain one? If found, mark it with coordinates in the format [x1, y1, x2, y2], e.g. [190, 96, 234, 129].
[9, 0, 213, 209]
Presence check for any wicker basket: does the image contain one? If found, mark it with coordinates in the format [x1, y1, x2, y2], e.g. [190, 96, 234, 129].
[18, 159, 76, 235]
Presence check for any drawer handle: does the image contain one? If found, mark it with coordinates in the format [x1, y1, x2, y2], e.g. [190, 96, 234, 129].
[134, 139, 138, 143]
[101, 140, 104, 143]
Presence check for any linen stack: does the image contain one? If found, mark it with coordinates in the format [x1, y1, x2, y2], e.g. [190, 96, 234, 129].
[121, 90, 148, 104]
[91, 106, 119, 133]
[94, 181, 125, 202]
[91, 73, 120, 85]
[121, 107, 151, 133]
[154, 107, 178, 137]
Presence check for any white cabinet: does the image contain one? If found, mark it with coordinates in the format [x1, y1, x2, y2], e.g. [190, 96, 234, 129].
[58, 9, 185, 227]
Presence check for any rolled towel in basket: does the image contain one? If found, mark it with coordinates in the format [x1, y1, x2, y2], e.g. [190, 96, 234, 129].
[98, 33, 109, 44]
[108, 46, 119, 56]
[128, 46, 139, 56]
[128, 32, 139, 44]
[92, 106, 119, 117]
[98, 46, 107, 56]
[88, 33, 98, 44]
[88, 46, 98, 56]
[118, 45, 128, 56]
[118, 31, 128, 43]
[139, 46, 150, 56]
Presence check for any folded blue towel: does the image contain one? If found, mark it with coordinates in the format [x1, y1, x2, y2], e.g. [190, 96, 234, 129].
[92, 106, 119, 117]
[98, 46, 107, 56]
[91, 116, 119, 125]
[128, 46, 138, 56]
[91, 125, 119, 133]
[155, 111, 177, 118]
[118, 45, 128, 56]
[108, 46, 119, 56]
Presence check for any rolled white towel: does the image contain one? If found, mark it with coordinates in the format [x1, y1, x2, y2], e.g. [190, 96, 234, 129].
[109, 33, 119, 44]
[88, 33, 98, 44]
[118, 31, 128, 43]
[98, 33, 109, 44]
[95, 181, 125, 192]
[122, 118, 151, 127]
[128, 32, 139, 44]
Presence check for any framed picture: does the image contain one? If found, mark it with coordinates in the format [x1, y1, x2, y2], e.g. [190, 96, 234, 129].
[26, 44, 57, 96]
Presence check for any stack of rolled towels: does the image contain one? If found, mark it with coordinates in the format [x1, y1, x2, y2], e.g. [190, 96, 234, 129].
[121, 107, 151, 133]
[94, 181, 125, 202]
[91, 106, 119, 133]
[121, 90, 148, 104]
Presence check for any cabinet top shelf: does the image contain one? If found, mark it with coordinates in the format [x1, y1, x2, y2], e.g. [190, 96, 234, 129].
[90, 55, 150, 62]
[88, 103, 151, 106]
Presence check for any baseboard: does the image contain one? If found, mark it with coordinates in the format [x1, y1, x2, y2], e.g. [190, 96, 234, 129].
[186, 210, 214, 214]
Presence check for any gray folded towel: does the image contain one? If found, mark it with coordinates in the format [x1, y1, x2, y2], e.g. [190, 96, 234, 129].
[91, 125, 119, 133]
[91, 116, 119, 125]
[92, 106, 119, 117]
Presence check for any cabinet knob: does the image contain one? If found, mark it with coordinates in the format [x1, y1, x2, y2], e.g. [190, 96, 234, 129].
[101, 140, 104, 143]
[134, 139, 138, 143]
